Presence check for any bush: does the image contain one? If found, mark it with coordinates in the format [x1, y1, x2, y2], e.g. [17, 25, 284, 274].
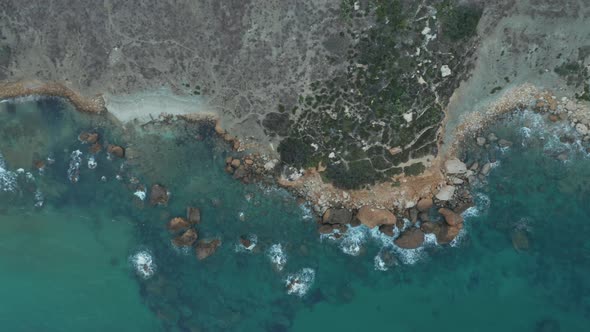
[325, 160, 382, 189]
[277, 137, 313, 168]
[440, 3, 482, 41]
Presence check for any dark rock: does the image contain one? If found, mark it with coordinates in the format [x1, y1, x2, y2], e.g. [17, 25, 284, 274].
[394, 228, 425, 249]
[379, 224, 395, 237]
[172, 228, 198, 247]
[187, 206, 201, 224]
[409, 208, 419, 223]
[420, 221, 440, 234]
[89, 143, 102, 154]
[150, 184, 169, 206]
[239, 236, 251, 248]
[318, 224, 334, 234]
[322, 208, 353, 224]
[436, 224, 462, 244]
[195, 239, 222, 260]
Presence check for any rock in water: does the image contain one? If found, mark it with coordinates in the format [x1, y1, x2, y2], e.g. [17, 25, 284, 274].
[79, 132, 99, 144]
[322, 208, 353, 224]
[379, 224, 395, 237]
[416, 198, 433, 212]
[356, 206, 396, 229]
[168, 217, 190, 232]
[195, 239, 222, 260]
[436, 224, 462, 244]
[438, 208, 464, 226]
[150, 184, 169, 206]
[511, 229, 530, 252]
[444, 159, 467, 174]
[172, 229, 198, 247]
[394, 228, 425, 249]
[107, 144, 125, 158]
[187, 206, 201, 224]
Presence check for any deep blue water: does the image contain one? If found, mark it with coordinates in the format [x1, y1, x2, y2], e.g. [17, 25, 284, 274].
[0, 99, 588, 331]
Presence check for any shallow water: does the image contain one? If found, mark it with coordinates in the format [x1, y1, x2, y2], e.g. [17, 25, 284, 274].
[0, 100, 589, 331]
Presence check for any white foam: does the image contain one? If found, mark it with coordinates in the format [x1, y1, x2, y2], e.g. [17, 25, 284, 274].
[129, 250, 156, 279]
[133, 189, 146, 201]
[339, 226, 368, 256]
[267, 243, 287, 271]
[284, 268, 315, 297]
[34, 189, 44, 208]
[374, 254, 389, 271]
[67, 150, 83, 183]
[87, 156, 97, 169]
[449, 228, 467, 248]
[0, 153, 17, 193]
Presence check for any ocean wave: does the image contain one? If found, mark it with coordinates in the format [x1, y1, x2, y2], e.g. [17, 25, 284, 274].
[67, 150, 83, 183]
[267, 243, 287, 271]
[129, 249, 156, 279]
[285, 268, 315, 297]
[0, 153, 17, 192]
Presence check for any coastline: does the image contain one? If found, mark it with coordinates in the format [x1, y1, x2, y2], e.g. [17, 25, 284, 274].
[1, 80, 587, 247]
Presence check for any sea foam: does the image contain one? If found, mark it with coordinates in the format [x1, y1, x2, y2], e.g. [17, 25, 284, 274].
[284, 268, 315, 297]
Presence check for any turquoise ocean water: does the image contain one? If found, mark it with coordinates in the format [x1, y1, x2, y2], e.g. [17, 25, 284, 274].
[0, 99, 588, 331]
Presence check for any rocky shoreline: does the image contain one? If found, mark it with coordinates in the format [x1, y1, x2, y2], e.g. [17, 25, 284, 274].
[2, 81, 588, 249]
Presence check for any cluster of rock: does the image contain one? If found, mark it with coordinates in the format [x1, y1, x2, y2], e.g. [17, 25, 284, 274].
[78, 131, 125, 159]
[224, 155, 265, 184]
[166, 205, 222, 260]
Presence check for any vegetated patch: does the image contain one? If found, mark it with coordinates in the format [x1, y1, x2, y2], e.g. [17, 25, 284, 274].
[278, 0, 482, 189]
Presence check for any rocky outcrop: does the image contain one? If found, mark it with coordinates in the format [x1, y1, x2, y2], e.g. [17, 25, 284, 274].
[435, 185, 456, 201]
[79, 132, 99, 144]
[168, 217, 190, 232]
[394, 228, 425, 249]
[356, 206, 396, 229]
[150, 184, 169, 206]
[436, 223, 462, 245]
[187, 207, 201, 224]
[322, 208, 353, 225]
[195, 239, 222, 260]
[172, 228, 198, 247]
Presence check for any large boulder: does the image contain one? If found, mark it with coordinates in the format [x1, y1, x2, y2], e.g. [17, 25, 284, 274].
[150, 184, 169, 206]
[172, 228, 198, 247]
[187, 207, 201, 224]
[356, 206, 396, 228]
[107, 144, 125, 158]
[444, 159, 467, 174]
[435, 185, 456, 201]
[438, 208, 464, 226]
[416, 198, 433, 212]
[379, 224, 395, 237]
[168, 217, 190, 232]
[322, 208, 353, 225]
[436, 224, 462, 244]
[195, 239, 222, 260]
[394, 228, 425, 249]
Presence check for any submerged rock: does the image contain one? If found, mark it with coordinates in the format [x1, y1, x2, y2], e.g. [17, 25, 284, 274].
[168, 217, 190, 232]
[172, 228, 198, 247]
[511, 229, 530, 252]
[150, 184, 169, 206]
[107, 144, 125, 158]
[356, 206, 396, 229]
[186, 206, 201, 224]
[322, 208, 353, 225]
[195, 239, 221, 260]
[394, 228, 425, 249]
[79, 132, 99, 144]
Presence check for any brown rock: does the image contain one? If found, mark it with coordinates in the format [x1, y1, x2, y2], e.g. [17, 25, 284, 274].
[150, 184, 169, 206]
[379, 224, 395, 237]
[322, 208, 353, 225]
[549, 114, 559, 122]
[409, 208, 419, 224]
[244, 158, 254, 165]
[172, 228, 198, 247]
[107, 144, 125, 158]
[438, 208, 464, 226]
[239, 236, 251, 248]
[195, 239, 221, 260]
[214, 121, 225, 135]
[416, 198, 433, 212]
[225, 156, 233, 164]
[33, 159, 45, 170]
[231, 159, 241, 168]
[79, 132, 99, 144]
[168, 217, 190, 232]
[394, 228, 425, 249]
[187, 207, 201, 224]
[350, 216, 361, 227]
[356, 206, 396, 228]
[436, 224, 462, 244]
